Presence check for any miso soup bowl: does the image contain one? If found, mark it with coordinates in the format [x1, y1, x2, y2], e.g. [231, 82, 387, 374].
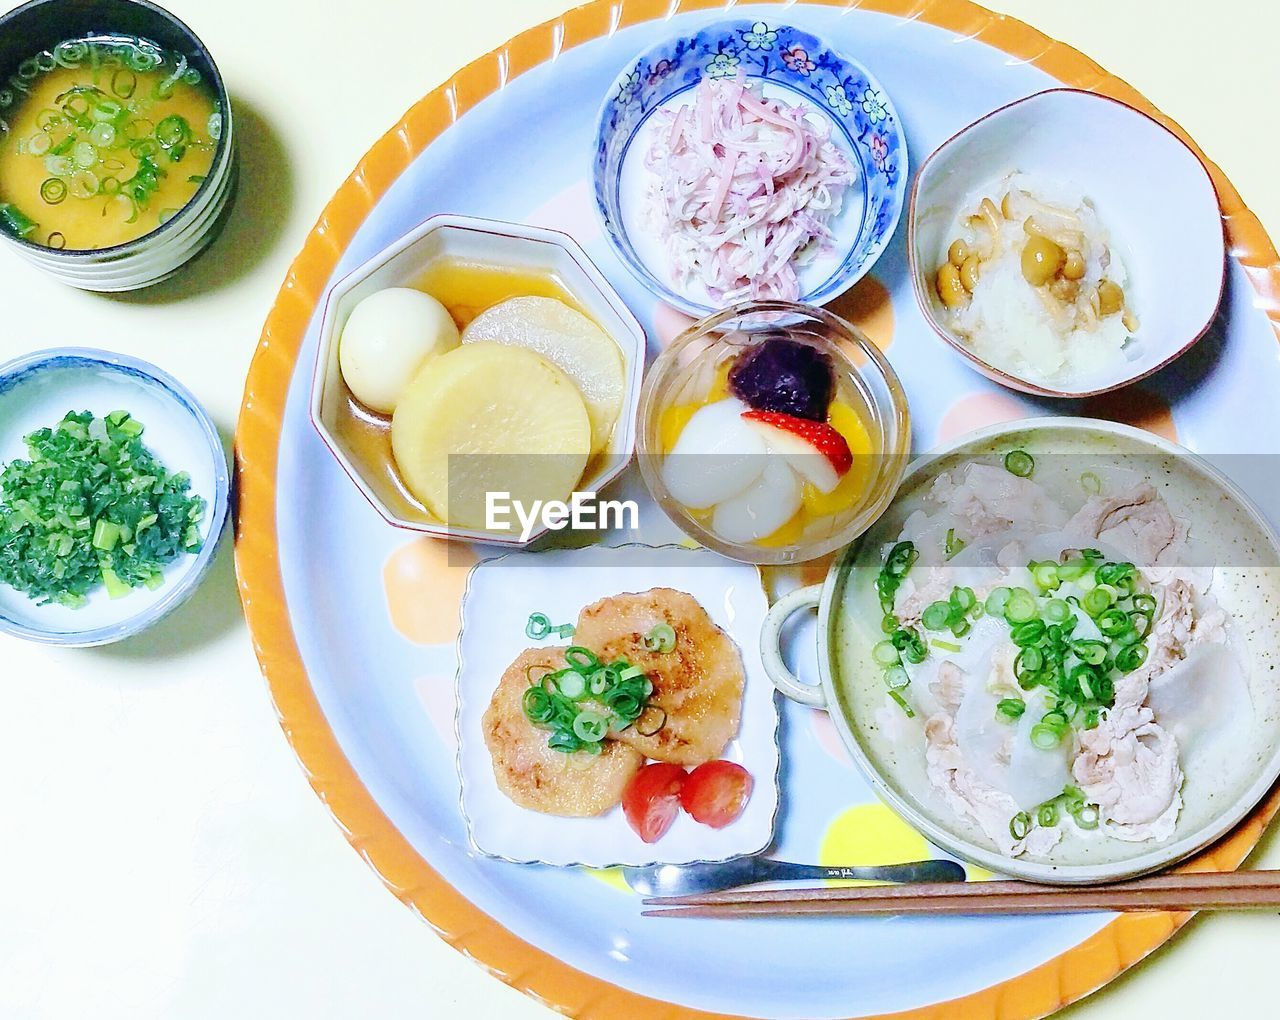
[0, 0, 237, 292]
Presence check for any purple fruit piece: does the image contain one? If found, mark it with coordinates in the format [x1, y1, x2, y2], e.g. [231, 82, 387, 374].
[727, 336, 835, 422]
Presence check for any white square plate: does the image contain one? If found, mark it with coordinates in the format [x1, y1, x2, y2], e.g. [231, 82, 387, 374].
[455, 544, 779, 866]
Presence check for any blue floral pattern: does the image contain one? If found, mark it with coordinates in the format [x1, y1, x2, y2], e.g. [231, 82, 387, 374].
[705, 51, 741, 78]
[824, 83, 854, 117]
[594, 19, 908, 313]
[615, 69, 642, 105]
[739, 22, 778, 50]
[856, 87, 889, 124]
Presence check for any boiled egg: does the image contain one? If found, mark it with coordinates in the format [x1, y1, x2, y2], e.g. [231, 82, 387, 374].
[338, 288, 459, 414]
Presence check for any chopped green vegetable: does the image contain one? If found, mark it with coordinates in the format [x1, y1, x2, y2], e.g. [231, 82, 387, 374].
[1003, 449, 1035, 478]
[643, 622, 677, 653]
[995, 697, 1026, 722]
[873, 541, 926, 700]
[0, 410, 204, 607]
[521, 644, 656, 754]
[524, 612, 574, 641]
[0, 202, 38, 238]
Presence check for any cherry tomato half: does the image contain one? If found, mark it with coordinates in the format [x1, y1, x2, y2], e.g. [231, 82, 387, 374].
[622, 763, 687, 843]
[679, 761, 753, 828]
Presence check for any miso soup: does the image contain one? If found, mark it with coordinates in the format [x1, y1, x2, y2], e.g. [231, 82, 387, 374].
[0, 35, 221, 251]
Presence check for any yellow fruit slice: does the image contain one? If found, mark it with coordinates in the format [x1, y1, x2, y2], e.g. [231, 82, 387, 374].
[391, 343, 590, 530]
[658, 402, 699, 454]
[461, 296, 625, 454]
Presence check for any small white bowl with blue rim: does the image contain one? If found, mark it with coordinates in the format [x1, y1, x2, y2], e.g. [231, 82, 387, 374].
[0, 347, 229, 646]
[593, 18, 907, 317]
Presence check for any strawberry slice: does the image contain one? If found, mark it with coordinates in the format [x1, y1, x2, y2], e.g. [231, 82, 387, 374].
[741, 409, 853, 493]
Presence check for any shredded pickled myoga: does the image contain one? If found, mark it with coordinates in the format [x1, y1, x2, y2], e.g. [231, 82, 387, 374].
[644, 75, 855, 304]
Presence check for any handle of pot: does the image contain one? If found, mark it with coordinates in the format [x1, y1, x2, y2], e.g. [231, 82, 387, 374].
[760, 584, 827, 709]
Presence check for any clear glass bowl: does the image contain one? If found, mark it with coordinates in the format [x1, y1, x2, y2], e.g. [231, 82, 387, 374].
[637, 301, 910, 565]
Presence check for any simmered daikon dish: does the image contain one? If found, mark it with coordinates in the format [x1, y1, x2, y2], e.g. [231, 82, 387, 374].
[333, 258, 626, 531]
[934, 174, 1137, 388]
[839, 427, 1280, 865]
[0, 35, 220, 250]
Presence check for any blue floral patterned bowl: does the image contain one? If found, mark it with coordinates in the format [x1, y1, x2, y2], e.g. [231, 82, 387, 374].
[593, 19, 907, 317]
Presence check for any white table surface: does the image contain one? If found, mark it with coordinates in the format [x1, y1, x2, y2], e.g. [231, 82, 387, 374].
[1, 1, 1277, 1017]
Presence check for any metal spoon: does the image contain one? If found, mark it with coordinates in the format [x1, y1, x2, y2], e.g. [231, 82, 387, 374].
[623, 857, 967, 897]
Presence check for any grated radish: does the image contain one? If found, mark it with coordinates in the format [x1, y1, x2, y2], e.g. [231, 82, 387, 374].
[644, 75, 855, 305]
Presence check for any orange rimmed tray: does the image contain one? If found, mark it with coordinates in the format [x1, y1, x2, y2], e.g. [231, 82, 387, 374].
[235, 2, 1280, 1017]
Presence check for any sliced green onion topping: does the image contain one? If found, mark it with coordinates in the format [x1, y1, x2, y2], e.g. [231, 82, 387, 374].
[1036, 801, 1060, 828]
[39, 177, 67, 204]
[1115, 644, 1149, 673]
[1030, 560, 1060, 592]
[1011, 620, 1047, 647]
[872, 640, 901, 666]
[0, 410, 203, 606]
[1004, 449, 1035, 478]
[1003, 587, 1037, 624]
[522, 645, 656, 754]
[1072, 639, 1107, 665]
[996, 698, 1026, 722]
[1058, 557, 1089, 582]
[922, 601, 952, 631]
[644, 622, 677, 653]
[887, 689, 914, 718]
[1074, 804, 1100, 830]
[1030, 723, 1063, 749]
[1081, 586, 1113, 617]
[1043, 598, 1071, 624]
[1097, 607, 1131, 637]
[985, 587, 1012, 617]
[0, 202, 37, 238]
[572, 711, 609, 743]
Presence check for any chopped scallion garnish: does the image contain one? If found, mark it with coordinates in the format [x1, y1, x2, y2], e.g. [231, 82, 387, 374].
[0, 410, 203, 606]
[521, 645, 656, 754]
[643, 622, 677, 653]
[1003, 449, 1035, 478]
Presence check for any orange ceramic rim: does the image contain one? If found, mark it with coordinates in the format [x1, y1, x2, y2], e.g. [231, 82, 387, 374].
[234, 2, 1280, 1017]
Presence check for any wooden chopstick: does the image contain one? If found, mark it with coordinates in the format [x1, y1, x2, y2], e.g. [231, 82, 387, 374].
[642, 869, 1280, 919]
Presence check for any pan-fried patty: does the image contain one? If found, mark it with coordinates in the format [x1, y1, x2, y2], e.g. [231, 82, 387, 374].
[574, 589, 744, 765]
[482, 646, 643, 816]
